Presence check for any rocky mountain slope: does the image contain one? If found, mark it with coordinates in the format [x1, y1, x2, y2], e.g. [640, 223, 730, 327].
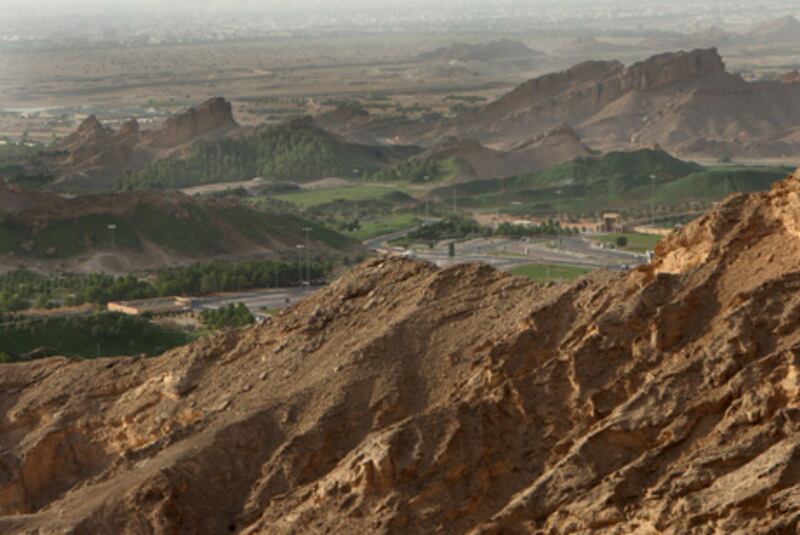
[413, 125, 590, 182]
[442, 47, 800, 157]
[330, 48, 800, 160]
[2, 172, 800, 533]
[44, 97, 239, 192]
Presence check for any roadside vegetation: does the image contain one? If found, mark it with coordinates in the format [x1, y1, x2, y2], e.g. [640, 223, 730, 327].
[369, 157, 459, 183]
[0, 259, 336, 314]
[510, 263, 591, 282]
[0, 140, 55, 188]
[200, 303, 255, 329]
[0, 313, 188, 360]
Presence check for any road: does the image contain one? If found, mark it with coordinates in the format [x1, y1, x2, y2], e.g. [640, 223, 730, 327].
[194, 286, 320, 316]
[368, 230, 645, 273]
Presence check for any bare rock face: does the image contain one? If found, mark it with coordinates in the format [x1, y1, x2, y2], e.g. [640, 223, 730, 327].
[59, 115, 111, 150]
[508, 122, 592, 168]
[144, 97, 238, 148]
[2, 174, 800, 533]
[619, 47, 727, 92]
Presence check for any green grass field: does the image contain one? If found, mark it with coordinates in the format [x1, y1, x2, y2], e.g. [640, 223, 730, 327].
[596, 233, 662, 253]
[510, 263, 592, 282]
[348, 213, 420, 241]
[274, 185, 412, 208]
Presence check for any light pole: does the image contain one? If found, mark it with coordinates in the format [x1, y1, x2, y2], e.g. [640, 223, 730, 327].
[302, 227, 311, 287]
[108, 224, 117, 250]
[649, 174, 657, 227]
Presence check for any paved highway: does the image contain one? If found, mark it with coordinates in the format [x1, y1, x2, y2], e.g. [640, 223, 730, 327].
[194, 286, 320, 315]
[370, 232, 646, 272]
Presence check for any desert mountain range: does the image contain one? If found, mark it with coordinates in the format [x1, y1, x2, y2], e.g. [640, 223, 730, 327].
[46, 97, 239, 192]
[41, 46, 800, 194]
[326, 47, 800, 160]
[2, 172, 800, 533]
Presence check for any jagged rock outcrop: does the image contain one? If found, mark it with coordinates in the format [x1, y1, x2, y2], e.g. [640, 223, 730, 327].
[507, 122, 592, 168]
[618, 48, 726, 92]
[2, 175, 800, 533]
[143, 97, 237, 149]
[60, 115, 112, 149]
[46, 98, 239, 192]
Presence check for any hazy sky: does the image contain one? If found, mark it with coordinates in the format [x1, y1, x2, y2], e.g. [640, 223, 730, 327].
[3, 0, 797, 34]
[3, 0, 763, 14]
[4, 0, 797, 15]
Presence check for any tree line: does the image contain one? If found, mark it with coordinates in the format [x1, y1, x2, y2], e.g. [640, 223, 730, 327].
[119, 123, 378, 190]
[0, 259, 334, 314]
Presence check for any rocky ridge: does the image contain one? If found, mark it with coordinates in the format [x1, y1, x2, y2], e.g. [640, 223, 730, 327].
[336, 48, 800, 160]
[1, 173, 800, 532]
[46, 97, 239, 192]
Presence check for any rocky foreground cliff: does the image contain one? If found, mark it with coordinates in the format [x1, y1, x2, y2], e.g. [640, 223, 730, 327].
[2, 176, 800, 533]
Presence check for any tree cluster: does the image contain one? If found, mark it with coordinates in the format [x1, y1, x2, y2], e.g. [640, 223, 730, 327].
[200, 303, 255, 329]
[120, 124, 376, 189]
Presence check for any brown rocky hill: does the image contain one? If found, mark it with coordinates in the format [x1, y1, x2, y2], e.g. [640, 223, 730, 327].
[413, 126, 590, 182]
[45, 97, 239, 192]
[447, 47, 800, 158]
[2, 173, 800, 533]
[341, 48, 800, 160]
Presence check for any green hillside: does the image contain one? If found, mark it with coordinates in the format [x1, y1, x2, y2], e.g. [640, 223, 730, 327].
[119, 118, 420, 190]
[0, 197, 360, 261]
[427, 150, 789, 216]
[433, 149, 702, 199]
[369, 157, 460, 183]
